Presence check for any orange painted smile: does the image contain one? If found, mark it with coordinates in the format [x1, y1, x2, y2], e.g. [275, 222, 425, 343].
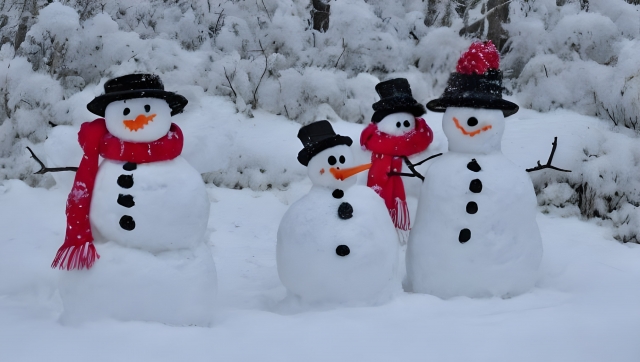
[123, 114, 156, 132]
[452, 117, 492, 137]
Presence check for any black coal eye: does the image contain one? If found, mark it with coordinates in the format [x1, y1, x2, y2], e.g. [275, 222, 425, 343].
[328, 156, 337, 165]
[144, 104, 151, 112]
[403, 120, 410, 127]
[467, 117, 478, 127]
[123, 108, 130, 116]
[339, 155, 345, 164]
[396, 122, 401, 128]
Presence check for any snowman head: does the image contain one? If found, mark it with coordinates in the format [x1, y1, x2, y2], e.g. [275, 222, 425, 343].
[375, 112, 416, 136]
[442, 107, 505, 154]
[104, 98, 172, 142]
[298, 121, 371, 190]
[307, 145, 358, 189]
[427, 41, 519, 154]
[87, 74, 188, 142]
[371, 78, 425, 130]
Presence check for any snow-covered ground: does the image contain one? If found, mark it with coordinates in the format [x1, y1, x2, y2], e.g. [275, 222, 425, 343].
[1, 105, 640, 361]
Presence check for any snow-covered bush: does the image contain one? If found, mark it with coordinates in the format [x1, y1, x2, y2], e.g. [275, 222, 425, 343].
[530, 126, 640, 244]
[505, 0, 640, 133]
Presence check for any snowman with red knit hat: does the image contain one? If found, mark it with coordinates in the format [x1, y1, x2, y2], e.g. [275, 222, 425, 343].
[406, 41, 543, 299]
[53, 74, 216, 325]
[360, 78, 434, 243]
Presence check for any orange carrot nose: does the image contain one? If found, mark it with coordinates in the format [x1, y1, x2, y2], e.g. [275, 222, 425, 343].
[123, 114, 156, 132]
[330, 163, 371, 181]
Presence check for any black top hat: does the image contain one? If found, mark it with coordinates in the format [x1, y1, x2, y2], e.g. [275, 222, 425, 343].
[426, 70, 518, 117]
[371, 78, 426, 124]
[87, 74, 188, 117]
[297, 120, 353, 166]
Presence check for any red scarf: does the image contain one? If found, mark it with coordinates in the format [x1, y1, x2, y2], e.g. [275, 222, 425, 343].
[360, 117, 433, 234]
[51, 119, 184, 270]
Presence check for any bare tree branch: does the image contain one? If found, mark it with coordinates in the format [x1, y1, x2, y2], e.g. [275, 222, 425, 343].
[260, 0, 272, 22]
[252, 39, 268, 109]
[223, 66, 237, 99]
[334, 38, 346, 68]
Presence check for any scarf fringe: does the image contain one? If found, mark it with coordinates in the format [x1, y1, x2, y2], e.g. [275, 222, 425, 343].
[390, 198, 410, 245]
[51, 242, 100, 270]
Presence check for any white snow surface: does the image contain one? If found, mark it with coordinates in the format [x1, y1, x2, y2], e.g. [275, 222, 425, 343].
[1, 106, 640, 360]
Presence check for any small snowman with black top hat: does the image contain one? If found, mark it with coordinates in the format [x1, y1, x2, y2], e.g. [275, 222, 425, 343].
[360, 78, 434, 243]
[406, 41, 543, 299]
[277, 120, 399, 305]
[53, 74, 217, 325]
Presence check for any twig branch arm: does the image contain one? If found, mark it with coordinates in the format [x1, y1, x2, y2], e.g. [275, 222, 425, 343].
[388, 172, 420, 178]
[526, 137, 571, 173]
[26, 147, 78, 174]
[412, 153, 443, 167]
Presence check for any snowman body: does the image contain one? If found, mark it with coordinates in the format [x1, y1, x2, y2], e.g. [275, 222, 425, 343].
[89, 157, 209, 252]
[59, 96, 216, 325]
[277, 143, 399, 305]
[407, 107, 542, 298]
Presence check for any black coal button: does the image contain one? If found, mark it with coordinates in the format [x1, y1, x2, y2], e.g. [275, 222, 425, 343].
[336, 245, 350, 256]
[117, 175, 134, 189]
[466, 202, 478, 214]
[470, 179, 483, 193]
[119, 215, 136, 231]
[332, 189, 344, 199]
[117, 194, 135, 208]
[338, 202, 353, 220]
[459, 228, 471, 243]
[467, 159, 481, 172]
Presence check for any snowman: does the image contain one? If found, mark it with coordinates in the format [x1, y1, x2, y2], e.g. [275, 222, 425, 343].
[277, 120, 399, 305]
[360, 78, 434, 244]
[52, 74, 217, 325]
[406, 41, 543, 299]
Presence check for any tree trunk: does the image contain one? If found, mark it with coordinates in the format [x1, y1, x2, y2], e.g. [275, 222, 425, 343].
[486, 0, 509, 51]
[311, 0, 330, 33]
[424, 0, 456, 27]
[14, 16, 28, 52]
[459, 0, 510, 52]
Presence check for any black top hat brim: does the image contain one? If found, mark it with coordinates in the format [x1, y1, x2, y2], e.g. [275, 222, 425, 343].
[426, 70, 519, 117]
[87, 89, 188, 117]
[297, 135, 353, 166]
[426, 97, 519, 117]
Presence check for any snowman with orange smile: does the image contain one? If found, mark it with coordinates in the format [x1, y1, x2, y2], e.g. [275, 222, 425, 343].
[53, 74, 216, 325]
[406, 42, 543, 299]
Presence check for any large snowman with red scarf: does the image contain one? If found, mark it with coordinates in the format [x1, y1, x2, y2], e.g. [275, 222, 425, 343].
[406, 42, 543, 298]
[53, 74, 217, 325]
[277, 120, 399, 305]
[360, 78, 434, 243]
